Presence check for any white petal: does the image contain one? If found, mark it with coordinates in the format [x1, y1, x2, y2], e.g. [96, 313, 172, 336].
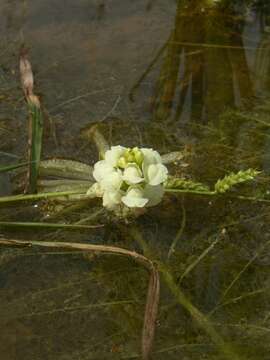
[144, 184, 164, 207]
[104, 146, 126, 167]
[146, 163, 168, 186]
[100, 169, 123, 190]
[121, 187, 148, 208]
[86, 182, 103, 197]
[103, 190, 122, 209]
[141, 148, 167, 185]
[123, 164, 144, 184]
[141, 148, 162, 165]
[93, 160, 114, 182]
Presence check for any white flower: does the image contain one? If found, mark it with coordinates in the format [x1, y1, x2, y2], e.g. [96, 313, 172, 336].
[103, 189, 123, 209]
[141, 148, 168, 186]
[93, 160, 114, 183]
[144, 163, 168, 186]
[141, 148, 162, 164]
[91, 145, 168, 212]
[144, 184, 164, 207]
[86, 182, 103, 197]
[121, 186, 148, 208]
[100, 169, 122, 191]
[123, 164, 144, 184]
[104, 145, 126, 167]
[93, 159, 123, 191]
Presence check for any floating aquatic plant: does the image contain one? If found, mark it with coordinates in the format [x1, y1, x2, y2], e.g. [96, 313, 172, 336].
[87, 145, 168, 212]
[0, 129, 263, 210]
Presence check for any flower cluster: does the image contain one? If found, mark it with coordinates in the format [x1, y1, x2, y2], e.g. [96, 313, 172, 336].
[88, 146, 168, 210]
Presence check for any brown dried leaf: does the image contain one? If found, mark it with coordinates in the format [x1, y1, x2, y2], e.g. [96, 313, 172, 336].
[28, 94, 41, 108]
[19, 47, 34, 98]
[82, 124, 109, 158]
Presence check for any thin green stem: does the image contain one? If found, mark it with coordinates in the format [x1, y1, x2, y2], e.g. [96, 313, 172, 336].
[221, 239, 270, 301]
[233, 195, 270, 203]
[165, 189, 270, 203]
[165, 189, 216, 196]
[179, 235, 221, 284]
[0, 190, 85, 204]
[209, 287, 270, 317]
[167, 197, 186, 259]
[0, 161, 32, 173]
[0, 221, 103, 230]
[19, 300, 135, 318]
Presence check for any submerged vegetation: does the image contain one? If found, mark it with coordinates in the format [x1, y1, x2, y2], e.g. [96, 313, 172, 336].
[1, 0, 270, 359]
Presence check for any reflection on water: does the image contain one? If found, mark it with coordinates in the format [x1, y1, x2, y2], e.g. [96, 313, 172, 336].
[143, 1, 256, 122]
[1, 1, 270, 359]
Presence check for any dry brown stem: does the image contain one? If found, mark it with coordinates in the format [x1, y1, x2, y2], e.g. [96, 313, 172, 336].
[19, 47, 34, 99]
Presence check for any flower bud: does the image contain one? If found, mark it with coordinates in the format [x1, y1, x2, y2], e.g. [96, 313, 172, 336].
[118, 156, 128, 169]
[123, 148, 135, 163]
[133, 147, 144, 167]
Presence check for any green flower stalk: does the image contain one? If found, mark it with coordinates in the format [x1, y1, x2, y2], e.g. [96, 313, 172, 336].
[165, 176, 210, 192]
[214, 169, 261, 194]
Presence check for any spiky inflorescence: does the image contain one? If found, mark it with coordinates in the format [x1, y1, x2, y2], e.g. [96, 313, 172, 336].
[165, 176, 210, 192]
[214, 169, 260, 194]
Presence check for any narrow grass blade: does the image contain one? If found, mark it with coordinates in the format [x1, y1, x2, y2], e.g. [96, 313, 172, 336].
[0, 221, 103, 230]
[0, 190, 85, 204]
[0, 161, 30, 173]
[20, 48, 43, 194]
[27, 98, 44, 193]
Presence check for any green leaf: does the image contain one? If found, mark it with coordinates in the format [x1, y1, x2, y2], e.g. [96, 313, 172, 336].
[39, 159, 93, 181]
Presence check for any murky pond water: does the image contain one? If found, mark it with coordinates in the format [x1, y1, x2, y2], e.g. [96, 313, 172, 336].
[1, 1, 270, 359]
